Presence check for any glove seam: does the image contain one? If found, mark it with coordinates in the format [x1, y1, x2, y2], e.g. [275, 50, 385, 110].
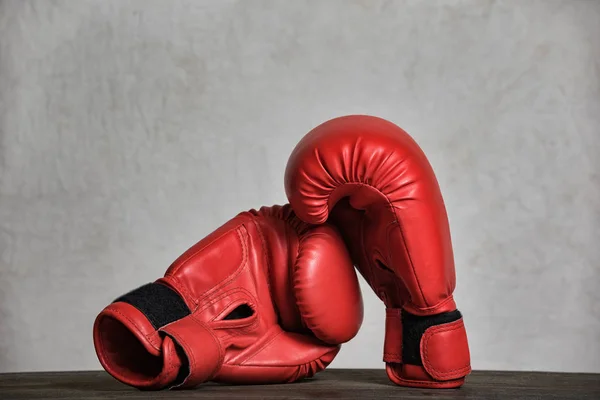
[384, 215, 428, 308]
[201, 227, 250, 305]
[238, 328, 283, 366]
[403, 296, 457, 315]
[249, 217, 276, 316]
[165, 225, 249, 309]
[202, 227, 254, 308]
[167, 224, 242, 277]
[388, 368, 465, 388]
[229, 353, 336, 369]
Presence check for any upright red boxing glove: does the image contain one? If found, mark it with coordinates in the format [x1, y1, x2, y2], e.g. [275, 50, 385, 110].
[285, 115, 471, 388]
[93, 205, 363, 390]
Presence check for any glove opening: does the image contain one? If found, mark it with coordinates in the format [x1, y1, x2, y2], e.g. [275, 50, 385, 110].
[95, 315, 164, 382]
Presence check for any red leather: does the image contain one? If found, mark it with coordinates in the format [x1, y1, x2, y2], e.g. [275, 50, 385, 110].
[284, 115, 471, 388]
[94, 302, 183, 390]
[420, 319, 470, 382]
[93, 205, 363, 390]
[383, 309, 402, 363]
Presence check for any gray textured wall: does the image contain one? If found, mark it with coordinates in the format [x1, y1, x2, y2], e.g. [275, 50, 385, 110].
[1, 0, 599, 373]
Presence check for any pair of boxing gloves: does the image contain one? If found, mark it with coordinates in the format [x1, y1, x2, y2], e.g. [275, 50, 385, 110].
[93, 115, 471, 390]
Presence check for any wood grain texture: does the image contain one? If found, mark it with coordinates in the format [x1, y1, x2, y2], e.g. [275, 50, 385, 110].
[1, 369, 599, 399]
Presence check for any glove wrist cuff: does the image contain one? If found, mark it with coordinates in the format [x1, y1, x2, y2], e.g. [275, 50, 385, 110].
[94, 282, 223, 389]
[383, 308, 471, 386]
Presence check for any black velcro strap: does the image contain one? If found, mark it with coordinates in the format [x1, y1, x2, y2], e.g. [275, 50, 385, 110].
[402, 309, 462, 366]
[114, 283, 191, 330]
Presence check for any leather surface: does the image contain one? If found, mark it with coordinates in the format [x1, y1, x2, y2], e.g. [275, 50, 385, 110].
[383, 309, 402, 363]
[420, 318, 471, 382]
[93, 204, 363, 389]
[285, 115, 471, 387]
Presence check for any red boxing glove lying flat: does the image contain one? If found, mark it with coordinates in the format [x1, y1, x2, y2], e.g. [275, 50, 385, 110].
[285, 115, 471, 388]
[93, 205, 363, 390]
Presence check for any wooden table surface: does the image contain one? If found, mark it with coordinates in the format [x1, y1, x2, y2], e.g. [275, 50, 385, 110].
[1, 369, 599, 399]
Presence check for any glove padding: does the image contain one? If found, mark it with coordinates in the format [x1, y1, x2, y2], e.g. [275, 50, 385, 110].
[285, 115, 471, 388]
[93, 205, 363, 390]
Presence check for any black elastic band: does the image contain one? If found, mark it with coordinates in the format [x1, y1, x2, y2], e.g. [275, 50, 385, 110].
[402, 309, 462, 366]
[114, 283, 191, 330]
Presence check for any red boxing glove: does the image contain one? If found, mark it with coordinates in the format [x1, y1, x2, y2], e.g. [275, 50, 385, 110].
[93, 205, 363, 390]
[285, 115, 471, 388]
